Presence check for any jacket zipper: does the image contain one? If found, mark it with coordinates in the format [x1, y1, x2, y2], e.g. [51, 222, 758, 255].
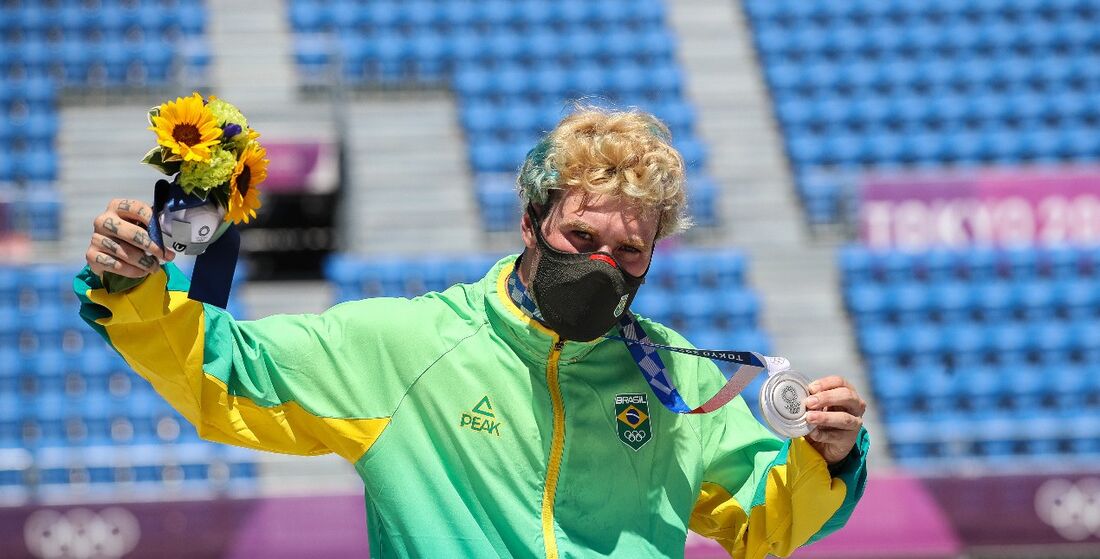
[541, 338, 565, 559]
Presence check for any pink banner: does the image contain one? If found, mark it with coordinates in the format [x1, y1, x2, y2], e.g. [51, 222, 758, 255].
[790, 473, 961, 558]
[0, 477, 955, 558]
[0, 493, 369, 559]
[860, 167, 1100, 250]
[7, 472, 1100, 556]
[924, 473, 1100, 550]
[261, 141, 339, 195]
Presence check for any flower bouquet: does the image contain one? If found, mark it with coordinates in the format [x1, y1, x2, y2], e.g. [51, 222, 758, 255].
[142, 92, 267, 255]
[103, 92, 268, 309]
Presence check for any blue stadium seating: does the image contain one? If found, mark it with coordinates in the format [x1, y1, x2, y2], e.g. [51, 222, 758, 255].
[0, 0, 212, 241]
[743, 0, 1100, 223]
[0, 263, 257, 502]
[287, 0, 720, 232]
[840, 243, 1100, 469]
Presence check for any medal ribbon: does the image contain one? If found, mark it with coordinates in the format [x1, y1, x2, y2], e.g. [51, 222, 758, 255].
[507, 265, 790, 414]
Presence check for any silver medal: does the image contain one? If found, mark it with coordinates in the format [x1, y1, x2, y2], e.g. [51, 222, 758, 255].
[759, 369, 815, 439]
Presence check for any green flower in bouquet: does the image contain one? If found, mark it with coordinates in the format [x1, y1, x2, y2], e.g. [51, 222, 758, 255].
[207, 96, 249, 145]
[208, 97, 247, 128]
[179, 146, 236, 196]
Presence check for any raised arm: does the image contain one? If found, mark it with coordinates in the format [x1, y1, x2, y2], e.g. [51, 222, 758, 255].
[77, 198, 428, 463]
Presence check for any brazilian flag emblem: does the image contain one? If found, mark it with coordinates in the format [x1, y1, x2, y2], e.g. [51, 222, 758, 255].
[615, 393, 652, 451]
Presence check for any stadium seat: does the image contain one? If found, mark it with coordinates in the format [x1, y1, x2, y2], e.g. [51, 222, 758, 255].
[745, 0, 1100, 222]
[1067, 411, 1100, 455]
[286, 0, 719, 232]
[1006, 364, 1051, 409]
[963, 364, 1010, 408]
[891, 282, 930, 323]
[0, 245, 254, 498]
[941, 322, 987, 361]
[1014, 280, 1056, 320]
[842, 241, 1100, 467]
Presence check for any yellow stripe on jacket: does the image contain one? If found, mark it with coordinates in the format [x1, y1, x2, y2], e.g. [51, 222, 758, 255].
[689, 437, 847, 559]
[86, 268, 388, 462]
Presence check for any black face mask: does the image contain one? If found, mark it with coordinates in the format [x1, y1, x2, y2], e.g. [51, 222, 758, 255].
[526, 206, 647, 342]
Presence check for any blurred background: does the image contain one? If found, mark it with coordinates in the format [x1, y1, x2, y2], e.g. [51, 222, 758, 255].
[1, 0, 1099, 557]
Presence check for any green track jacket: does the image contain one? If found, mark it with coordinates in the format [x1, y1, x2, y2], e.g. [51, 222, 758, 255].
[75, 255, 868, 558]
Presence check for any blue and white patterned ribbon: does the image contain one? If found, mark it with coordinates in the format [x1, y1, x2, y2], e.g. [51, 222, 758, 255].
[507, 264, 790, 414]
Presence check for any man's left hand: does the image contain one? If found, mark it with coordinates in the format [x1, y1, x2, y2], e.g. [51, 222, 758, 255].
[802, 375, 866, 465]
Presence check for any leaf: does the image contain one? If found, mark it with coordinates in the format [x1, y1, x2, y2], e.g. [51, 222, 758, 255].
[209, 186, 230, 209]
[140, 146, 161, 165]
[147, 106, 160, 127]
[178, 179, 213, 200]
[102, 272, 148, 294]
[140, 147, 181, 176]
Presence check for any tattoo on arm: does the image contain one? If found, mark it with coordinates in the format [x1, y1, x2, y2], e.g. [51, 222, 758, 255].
[95, 254, 118, 268]
[100, 237, 120, 254]
[103, 217, 119, 234]
[138, 254, 157, 269]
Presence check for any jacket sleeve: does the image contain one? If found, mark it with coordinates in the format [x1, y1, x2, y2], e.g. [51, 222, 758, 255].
[74, 263, 449, 463]
[688, 371, 869, 559]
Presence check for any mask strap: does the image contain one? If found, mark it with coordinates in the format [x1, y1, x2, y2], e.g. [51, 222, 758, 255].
[526, 202, 653, 282]
[526, 204, 552, 245]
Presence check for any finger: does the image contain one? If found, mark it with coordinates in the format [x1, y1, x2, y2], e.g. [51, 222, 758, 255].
[109, 198, 155, 226]
[805, 411, 862, 431]
[806, 427, 854, 445]
[86, 247, 147, 278]
[94, 213, 168, 261]
[92, 233, 160, 272]
[808, 375, 850, 395]
[804, 387, 866, 417]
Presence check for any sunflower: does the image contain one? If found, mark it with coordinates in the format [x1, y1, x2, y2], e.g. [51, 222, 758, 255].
[225, 142, 267, 224]
[149, 93, 222, 162]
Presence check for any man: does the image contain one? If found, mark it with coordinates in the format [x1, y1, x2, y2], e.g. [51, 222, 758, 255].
[77, 108, 868, 558]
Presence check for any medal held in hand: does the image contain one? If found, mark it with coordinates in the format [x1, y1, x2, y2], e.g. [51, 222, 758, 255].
[758, 369, 814, 439]
[612, 317, 816, 440]
[141, 92, 268, 308]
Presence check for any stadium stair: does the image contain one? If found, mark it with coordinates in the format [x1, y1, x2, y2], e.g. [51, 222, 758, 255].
[666, 0, 887, 465]
[286, 0, 723, 233]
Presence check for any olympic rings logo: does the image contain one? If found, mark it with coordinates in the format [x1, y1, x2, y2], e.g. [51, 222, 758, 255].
[1035, 478, 1100, 541]
[24, 507, 140, 559]
[623, 430, 647, 443]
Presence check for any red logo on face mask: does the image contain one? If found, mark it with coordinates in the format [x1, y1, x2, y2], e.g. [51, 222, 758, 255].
[589, 254, 618, 268]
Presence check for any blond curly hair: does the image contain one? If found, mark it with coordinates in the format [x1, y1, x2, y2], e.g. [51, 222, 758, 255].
[516, 107, 691, 239]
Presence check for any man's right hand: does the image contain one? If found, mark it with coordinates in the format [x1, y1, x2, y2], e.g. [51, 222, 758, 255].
[86, 198, 174, 279]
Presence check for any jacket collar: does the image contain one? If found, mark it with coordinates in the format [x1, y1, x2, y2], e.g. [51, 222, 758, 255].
[483, 255, 604, 364]
[504, 254, 544, 322]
